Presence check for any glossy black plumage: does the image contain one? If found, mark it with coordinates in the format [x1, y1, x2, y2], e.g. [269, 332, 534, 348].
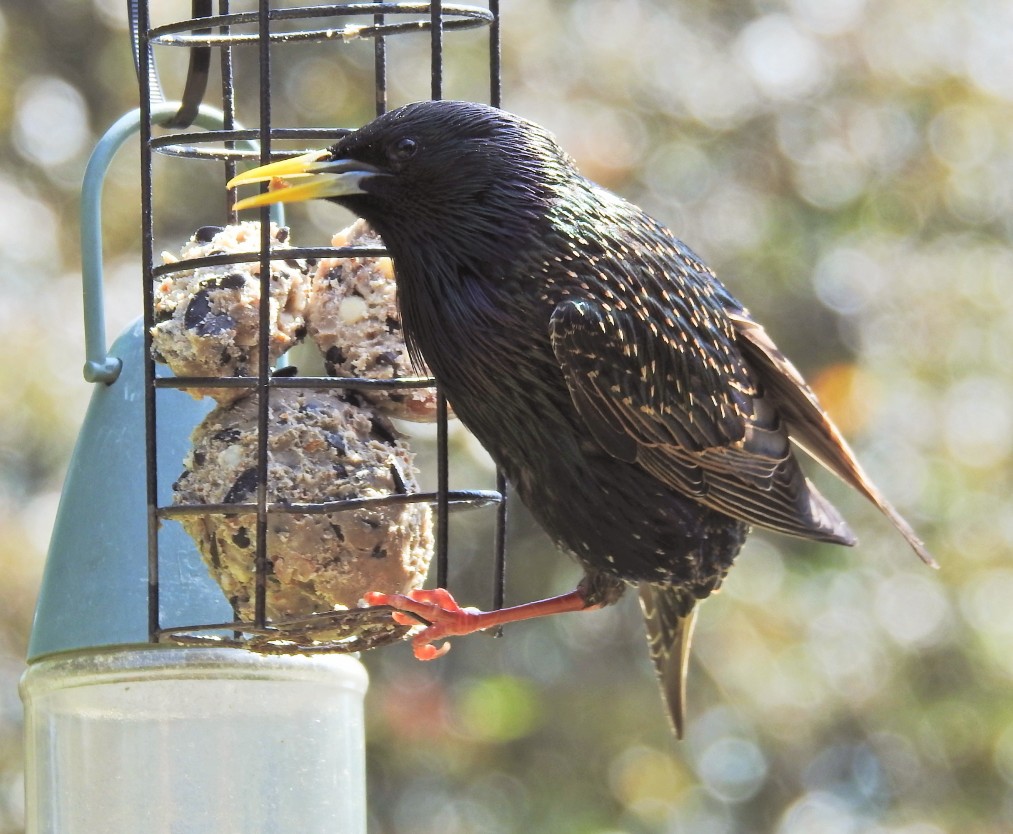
[231, 100, 933, 735]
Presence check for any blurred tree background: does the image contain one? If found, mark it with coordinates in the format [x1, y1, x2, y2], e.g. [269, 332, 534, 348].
[1, 1, 1011, 832]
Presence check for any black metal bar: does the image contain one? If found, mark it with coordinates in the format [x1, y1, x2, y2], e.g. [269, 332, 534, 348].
[138, 0, 161, 644]
[147, 4, 493, 45]
[221, 5, 238, 653]
[374, 0, 388, 116]
[155, 375, 434, 390]
[493, 468, 507, 611]
[435, 386, 450, 589]
[150, 127, 352, 150]
[221, 0, 237, 220]
[489, 2, 504, 614]
[150, 245, 380, 278]
[158, 489, 502, 518]
[153, 376, 436, 394]
[431, 0, 443, 100]
[253, 0, 273, 628]
[151, 143, 345, 164]
[153, 18, 488, 46]
[489, 0, 500, 108]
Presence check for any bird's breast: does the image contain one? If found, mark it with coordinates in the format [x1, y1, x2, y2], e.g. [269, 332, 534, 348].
[394, 259, 579, 469]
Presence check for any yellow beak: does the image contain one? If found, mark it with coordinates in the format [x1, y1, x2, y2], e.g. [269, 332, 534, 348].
[227, 150, 381, 211]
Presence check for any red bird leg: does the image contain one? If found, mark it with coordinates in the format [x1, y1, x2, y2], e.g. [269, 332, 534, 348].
[363, 587, 599, 660]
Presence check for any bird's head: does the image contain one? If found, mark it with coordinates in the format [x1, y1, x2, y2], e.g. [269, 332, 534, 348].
[228, 100, 574, 254]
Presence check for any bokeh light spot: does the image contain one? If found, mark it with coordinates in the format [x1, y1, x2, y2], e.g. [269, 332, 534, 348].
[814, 247, 886, 315]
[777, 790, 860, 834]
[608, 745, 686, 815]
[929, 104, 996, 169]
[736, 14, 826, 100]
[0, 177, 61, 276]
[13, 76, 90, 168]
[456, 675, 541, 742]
[790, 0, 868, 36]
[92, 0, 129, 30]
[697, 737, 768, 803]
[943, 376, 1013, 468]
[873, 572, 950, 649]
[960, 569, 1013, 638]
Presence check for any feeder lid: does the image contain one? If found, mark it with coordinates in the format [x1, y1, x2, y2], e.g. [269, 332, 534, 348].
[28, 319, 232, 661]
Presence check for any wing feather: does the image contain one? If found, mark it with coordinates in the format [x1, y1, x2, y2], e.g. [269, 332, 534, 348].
[730, 311, 936, 567]
[550, 298, 855, 545]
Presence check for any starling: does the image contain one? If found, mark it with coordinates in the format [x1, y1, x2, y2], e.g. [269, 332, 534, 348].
[229, 100, 935, 737]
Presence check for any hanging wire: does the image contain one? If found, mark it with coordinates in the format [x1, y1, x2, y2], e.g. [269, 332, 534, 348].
[128, 0, 213, 128]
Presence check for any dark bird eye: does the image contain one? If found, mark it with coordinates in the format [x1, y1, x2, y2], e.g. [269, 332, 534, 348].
[391, 137, 418, 161]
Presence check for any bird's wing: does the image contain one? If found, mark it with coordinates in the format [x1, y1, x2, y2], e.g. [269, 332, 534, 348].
[638, 583, 697, 739]
[549, 297, 753, 452]
[729, 310, 937, 567]
[549, 298, 855, 544]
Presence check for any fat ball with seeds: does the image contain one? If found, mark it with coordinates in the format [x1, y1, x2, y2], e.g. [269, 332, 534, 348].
[309, 218, 444, 421]
[151, 222, 309, 404]
[173, 388, 433, 632]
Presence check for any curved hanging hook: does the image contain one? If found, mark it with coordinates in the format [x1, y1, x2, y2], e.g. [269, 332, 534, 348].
[81, 104, 282, 383]
[128, 0, 213, 129]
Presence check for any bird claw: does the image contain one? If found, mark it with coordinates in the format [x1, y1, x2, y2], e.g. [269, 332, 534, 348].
[363, 588, 482, 661]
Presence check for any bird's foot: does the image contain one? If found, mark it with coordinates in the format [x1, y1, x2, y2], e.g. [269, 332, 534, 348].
[363, 588, 486, 660]
[364, 586, 598, 661]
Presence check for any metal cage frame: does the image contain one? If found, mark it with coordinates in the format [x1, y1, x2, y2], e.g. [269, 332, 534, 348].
[128, 0, 507, 652]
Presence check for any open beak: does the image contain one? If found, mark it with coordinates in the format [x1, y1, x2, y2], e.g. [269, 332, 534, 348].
[227, 150, 383, 211]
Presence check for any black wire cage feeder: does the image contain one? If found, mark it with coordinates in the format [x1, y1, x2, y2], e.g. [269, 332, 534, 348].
[21, 2, 506, 831]
[139, 0, 508, 653]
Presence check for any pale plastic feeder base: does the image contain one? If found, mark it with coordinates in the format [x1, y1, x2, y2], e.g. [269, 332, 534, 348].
[20, 646, 367, 834]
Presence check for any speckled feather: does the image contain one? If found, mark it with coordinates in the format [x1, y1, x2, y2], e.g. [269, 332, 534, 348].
[287, 100, 933, 734]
